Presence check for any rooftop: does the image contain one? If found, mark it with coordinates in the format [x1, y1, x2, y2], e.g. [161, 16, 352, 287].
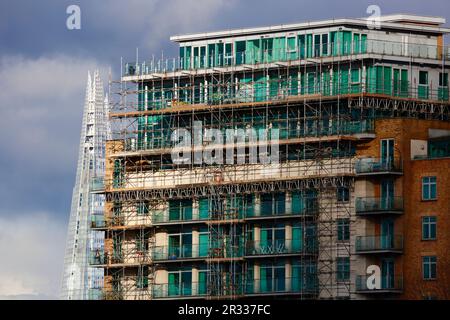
[170, 14, 450, 43]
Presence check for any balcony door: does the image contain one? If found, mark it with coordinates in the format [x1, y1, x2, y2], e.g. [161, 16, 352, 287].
[260, 225, 285, 254]
[381, 259, 395, 289]
[381, 219, 394, 249]
[168, 233, 192, 258]
[381, 179, 394, 209]
[260, 264, 285, 293]
[380, 138, 394, 166]
[168, 271, 192, 296]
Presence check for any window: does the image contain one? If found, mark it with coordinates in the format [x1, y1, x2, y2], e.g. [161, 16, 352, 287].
[422, 216, 437, 240]
[337, 219, 350, 241]
[418, 71, 429, 99]
[321, 34, 328, 56]
[439, 73, 449, 87]
[287, 37, 296, 52]
[337, 187, 350, 202]
[137, 201, 149, 215]
[422, 176, 437, 200]
[419, 71, 428, 85]
[423, 256, 437, 280]
[314, 34, 321, 57]
[337, 257, 350, 281]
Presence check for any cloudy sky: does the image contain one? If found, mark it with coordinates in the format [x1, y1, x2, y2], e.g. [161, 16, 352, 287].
[0, 0, 449, 299]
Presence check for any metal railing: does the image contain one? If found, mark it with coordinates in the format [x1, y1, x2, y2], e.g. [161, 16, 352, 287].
[355, 197, 403, 214]
[120, 120, 374, 153]
[152, 244, 209, 261]
[245, 276, 318, 295]
[124, 39, 450, 76]
[356, 275, 403, 292]
[355, 235, 403, 252]
[153, 281, 208, 298]
[355, 158, 402, 174]
[245, 238, 317, 256]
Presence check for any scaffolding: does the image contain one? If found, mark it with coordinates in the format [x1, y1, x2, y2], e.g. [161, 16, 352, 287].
[91, 36, 450, 300]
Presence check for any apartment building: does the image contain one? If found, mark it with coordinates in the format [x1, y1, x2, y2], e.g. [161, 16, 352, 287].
[88, 14, 450, 300]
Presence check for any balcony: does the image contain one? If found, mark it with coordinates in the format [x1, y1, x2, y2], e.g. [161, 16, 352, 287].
[355, 197, 403, 216]
[355, 275, 403, 294]
[88, 288, 104, 300]
[355, 235, 403, 254]
[90, 176, 105, 192]
[355, 158, 402, 176]
[245, 203, 318, 221]
[152, 282, 208, 299]
[89, 250, 107, 266]
[90, 215, 106, 229]
[245, 239, 317, 257]
[245, 276, 318, 297]
[152, 244, 209, 262]
[124, 39, 450, 77]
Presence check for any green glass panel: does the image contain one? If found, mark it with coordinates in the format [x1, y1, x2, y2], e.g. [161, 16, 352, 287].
[343, 31, 352, 55]
[184, 46, 191, 69]
[299, 35, 306, 59]
[292, 192, 304, 214]
[273, 37, 286, 61]
[198, 272, 207, 295]
[216, 43, 224, 66]
[292, 227, 303, 251]
[199, 198, 209, 219]
[383, 66, 392, 95]
[340, 68, 349, 94]
[322, 71, 331, 96]
[351, 68, 360, 93]
[353, 34, 360, 54]
[235, 41, 246, 65]
[179, 46, 185, 70]
[168, 273, 179, 296]
[287, 37, 297, 60]
[307, 72, 315, 94]
[306, 34, 313, 58]
[199, 233, 209, 256]
[361, 34, 367, 53]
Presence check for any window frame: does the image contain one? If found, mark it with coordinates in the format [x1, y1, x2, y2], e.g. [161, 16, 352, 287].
[337, 218, 350, 241]
[422, 176, 437, 201]
[336, 257, 350, 282]
[422, 216, 437, 240]
[422, 256, 437, 280]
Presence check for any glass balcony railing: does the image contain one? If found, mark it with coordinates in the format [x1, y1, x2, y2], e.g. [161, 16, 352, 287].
[245, 239, 317, 256]
[152, 281, 208, 298]
[152, 244, 209, 261]
[119, 120, 374, 153]
[152, 277, 319, 298]
[355, 158, 402, 174]
[90, 176, 105, 192]
[124, 39, 450, 76]
[245, 276, 318, 295]
[89, 250, 107, 265]
[355, 235, 403, 253]
[246, 202, 318, 219]
[90, 214, 106, 228]
[355, 197, 403, 215]
[356, 275, 403, 293]
[88, 288, 104, 300]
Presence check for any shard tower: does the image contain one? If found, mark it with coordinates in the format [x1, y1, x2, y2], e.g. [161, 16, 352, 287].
[61, 70, 108, 300]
